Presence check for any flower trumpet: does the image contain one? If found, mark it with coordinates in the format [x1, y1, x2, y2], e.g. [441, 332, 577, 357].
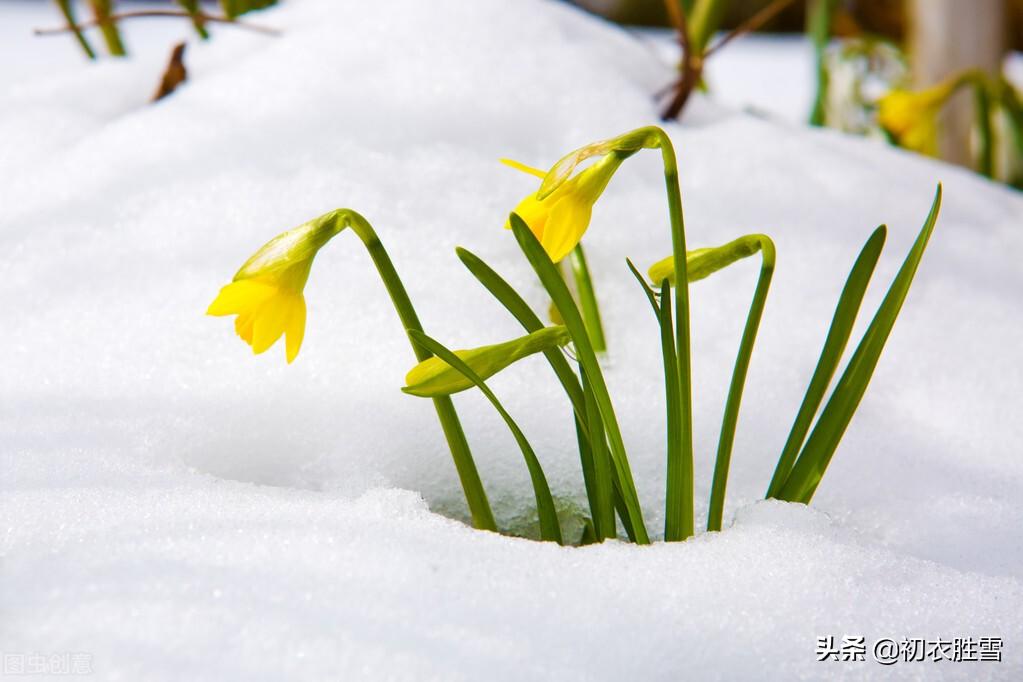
[502, 155, 622, 264]
[207, 211, 345, 363]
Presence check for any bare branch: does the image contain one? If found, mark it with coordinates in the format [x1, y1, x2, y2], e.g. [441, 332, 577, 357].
[35, 10, 280, 38]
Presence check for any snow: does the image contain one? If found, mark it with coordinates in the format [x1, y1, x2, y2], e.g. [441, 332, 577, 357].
[3, 1, 1022, 679]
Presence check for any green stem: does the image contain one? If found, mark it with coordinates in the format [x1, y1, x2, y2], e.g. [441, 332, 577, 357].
[653, 128, 695, 541]
[973, 81, 994, 179]
[707, 235, 774, 531]
[54, 0, 96, 58]
[512, 216, 650, 544]
[688, 0, 729, 54]
[177, 0, 210, 39]
[807, 0, 835, 126]
[570, 244, 607, 353]
[342, 212, 496, 531]
[409, 331, 562, 544]
[88, 0, 126, 56]
[456, 247, 622, 540]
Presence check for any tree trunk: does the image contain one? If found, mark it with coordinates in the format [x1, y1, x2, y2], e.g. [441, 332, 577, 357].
[908, 0, 1007, 167]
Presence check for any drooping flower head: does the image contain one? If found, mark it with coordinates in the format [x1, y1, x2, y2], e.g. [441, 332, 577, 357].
[207, 211, 346, 363]
[502, 154, 623, 263]
[500, 128, 666, 262]
[877, 80, 958, 155]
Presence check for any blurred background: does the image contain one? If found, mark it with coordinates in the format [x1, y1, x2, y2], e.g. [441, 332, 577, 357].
[24, 0, 1023, 187]
[566, 0, 1023, 186]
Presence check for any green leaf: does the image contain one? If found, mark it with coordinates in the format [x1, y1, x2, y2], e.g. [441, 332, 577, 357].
[456, 246, 622, 540]
[580, 366, 617, 540]
[569, 244, 607, 353]
[88, 0, 126, 56]
[779, 186, 942, 503]
[706, 235, 774, 531]
[54, 0, 96, 59]
[511, 213, 650, 544]
[220, 0, 278, 19]
[766, 225, 886, 498]
[408, 329, 563, 544]
[626, 259, 685, 540]
[403, 326, 571, 398]
[176, 0, 210, 39]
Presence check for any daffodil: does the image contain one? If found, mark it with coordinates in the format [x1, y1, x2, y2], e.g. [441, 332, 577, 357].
[207, 212, 345, 363]
[502, 153, 623, 262]
[877, 81, 958, 155]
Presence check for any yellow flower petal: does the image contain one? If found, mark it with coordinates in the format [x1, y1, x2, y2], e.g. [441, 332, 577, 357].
[235, 310, 257, 344]
[543, 196, 592, 263]
[251, 294, 293, 355]
[285, 296, 307, 364]
[506, 192, 550, 241]
[206, 280, 276, 316]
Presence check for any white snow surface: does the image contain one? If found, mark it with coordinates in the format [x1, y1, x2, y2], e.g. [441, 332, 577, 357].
[3, 1, 1023, 680]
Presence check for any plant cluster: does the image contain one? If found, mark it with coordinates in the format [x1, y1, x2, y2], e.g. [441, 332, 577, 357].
[44, 0, 278, 59]
[209, 126, 941, 544]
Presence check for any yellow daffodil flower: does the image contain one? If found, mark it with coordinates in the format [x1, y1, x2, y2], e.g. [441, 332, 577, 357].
[502, 153, 622, 263]
[877, 81, 958, 155]
[207, 212, 345, 363]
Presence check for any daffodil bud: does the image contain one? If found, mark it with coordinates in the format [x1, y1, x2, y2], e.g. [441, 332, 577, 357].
[403, 326, 572, 397]
[207, 209, 348, 363]
[648, 234, 775, 286]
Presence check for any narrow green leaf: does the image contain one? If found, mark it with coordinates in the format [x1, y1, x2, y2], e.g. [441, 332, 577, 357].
[408, 330, 563, 544]
[627, 257, 687, 540]
[779, 186, 942, 503]
[457, 246, 625, 540]
[580, 366, 616, 539]
[766, 225, 886, 498]
[176, 0, 210, 39]
[511, 214, 650, 544]
[657, 280, 687, 540]
[54, 0, 96, 59]
[707, 236, 774, 531]
[87, 0, 126, 56]
[625, 258, 660, 316]
[569, 244, 607, 353]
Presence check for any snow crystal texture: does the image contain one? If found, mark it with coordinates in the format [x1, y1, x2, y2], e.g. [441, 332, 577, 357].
[2, 1, 1022, 680]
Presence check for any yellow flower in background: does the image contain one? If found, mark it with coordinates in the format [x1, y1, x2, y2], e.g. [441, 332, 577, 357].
[502, 153, 622, 262]
[207, 212, 345, 363]
[877, 81, 957, 156]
